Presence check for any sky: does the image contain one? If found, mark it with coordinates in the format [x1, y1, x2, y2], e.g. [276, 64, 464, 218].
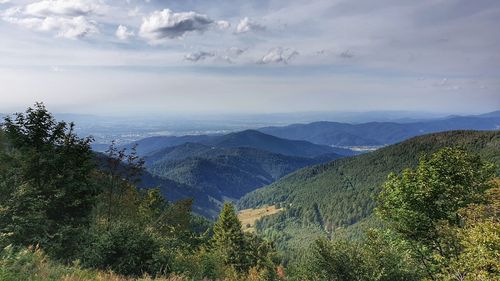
[0, 0, 499, 116]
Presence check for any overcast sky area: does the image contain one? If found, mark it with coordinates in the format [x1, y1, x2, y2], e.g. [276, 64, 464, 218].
[0, 0, 499, 116]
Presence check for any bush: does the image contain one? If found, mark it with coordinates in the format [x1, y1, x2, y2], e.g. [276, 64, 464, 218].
[81, 222, 171, 276]
[0, 245, 96, 281]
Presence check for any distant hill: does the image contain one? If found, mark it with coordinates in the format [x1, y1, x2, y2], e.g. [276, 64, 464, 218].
[258, 113, 500, 146]
[141, 143, 343, 218]
[477, 110, 500, 118]
[121, 129, 354, 158]
[121, 135, 217, 156]
[237, 131, 500, 260]
[110, 129, 355, 218]
[204, 130, 353, 157]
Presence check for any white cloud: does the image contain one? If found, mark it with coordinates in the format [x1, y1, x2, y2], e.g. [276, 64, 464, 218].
[235, 17, 265, 34]
[116, 25, 134, 40]
[2, 0, 100, 39]
[216, 20, 230, 30]
[184, 51, 215, 62]
[259, 47, 298, 64]
[128, 6, 142, 17]
[24, 0, 104, 17]
[226, 47, 245, 57]
[0, 0, 11, 4]
[139, 9, 213, 42]
[3, 14, 98, 39]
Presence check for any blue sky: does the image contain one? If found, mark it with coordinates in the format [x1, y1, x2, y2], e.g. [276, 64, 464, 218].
[0, 0, 499, 115]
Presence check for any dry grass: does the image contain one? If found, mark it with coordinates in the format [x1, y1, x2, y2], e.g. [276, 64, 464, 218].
[238, 205, 283, 233]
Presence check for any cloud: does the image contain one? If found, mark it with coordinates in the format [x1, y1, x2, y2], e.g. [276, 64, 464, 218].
[216, 20, 230, 30]
[235, 17, 265, 34]
[24, 0, 104, 17]
[0, 0, 10, 4]
[226, 47, 245, 57]
[184, 51, 215, 62]
[259, 47, 298, 64]
[184, 47, 245, 63]
[139, 9, 213, 42]
[116, 25, 134, 40]
[339, 49, 354, 59]
[3, 13, 98, 39]
[1, 0, 100, 39]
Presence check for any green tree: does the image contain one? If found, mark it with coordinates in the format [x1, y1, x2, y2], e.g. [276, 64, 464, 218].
[0, 103, 97, 260]
[306, 232, 423, 281]
[212, 202, 248, 271]
[377, 147, 496, 279]
[437, 185, 500, 280]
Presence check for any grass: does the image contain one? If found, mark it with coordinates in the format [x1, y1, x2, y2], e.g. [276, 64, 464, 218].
[238, 205, 283, 233]
[0, 245, 188, 281]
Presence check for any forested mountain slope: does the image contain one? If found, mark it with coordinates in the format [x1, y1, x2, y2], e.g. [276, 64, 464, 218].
[237, 131, 500, 257]
[258, 114, 500, 146]
[142, 143, 344, 218]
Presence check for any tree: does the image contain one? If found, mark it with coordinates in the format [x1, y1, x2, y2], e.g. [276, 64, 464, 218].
[212, 202, 248, 271]
[377, 147, 496, 279]
[0, 103, 97, 260]
[437, 184, 500, 280]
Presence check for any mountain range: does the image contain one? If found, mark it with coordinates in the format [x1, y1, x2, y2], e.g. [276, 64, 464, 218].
[123, 129, 354, 158]
[126, 131, 351, 218]
[109, 111, 499, 219]
[258, 112, 500, 146]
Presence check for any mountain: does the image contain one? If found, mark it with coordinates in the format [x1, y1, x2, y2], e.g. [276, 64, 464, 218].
[476, 110, 500, 118]
[205, 130, 353, 157]
[111, 130, 355, 218]
[141, 143, 344, 218]
[121, 129, 355, 158]
[121, 135, 217, 156]
[237, 131, 500, 260]
[258, 113, 500, 147]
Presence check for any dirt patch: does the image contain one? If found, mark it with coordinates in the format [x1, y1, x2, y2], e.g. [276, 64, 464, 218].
[238, 205, 283, 233]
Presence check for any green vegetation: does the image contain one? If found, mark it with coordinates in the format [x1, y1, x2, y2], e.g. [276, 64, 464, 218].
[146, 145, 327, 219]
[0, 103, 281, 281]
[1, 103, 498, 280]
[376, 148, 498, 280]
[238, 130, 500, 264]
[291, 148, 499, 281]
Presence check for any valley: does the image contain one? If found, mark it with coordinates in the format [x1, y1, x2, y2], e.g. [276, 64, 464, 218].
[3, 1, 499, 278]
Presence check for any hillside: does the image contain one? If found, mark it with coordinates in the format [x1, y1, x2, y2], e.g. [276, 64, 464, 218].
[121, 135, 217, 156]
[237, 131, 500, 260]
[121, 130, 354, 158]
[205, 129, 354, 157]
[143, 144, 343, 218]
[258, 114, 500, 146]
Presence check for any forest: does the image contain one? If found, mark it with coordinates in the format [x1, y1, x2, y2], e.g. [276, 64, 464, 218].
[0, 104, 498, 281]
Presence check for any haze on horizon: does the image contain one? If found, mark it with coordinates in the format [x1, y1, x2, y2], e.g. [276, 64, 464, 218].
[1, 0, 499, 116]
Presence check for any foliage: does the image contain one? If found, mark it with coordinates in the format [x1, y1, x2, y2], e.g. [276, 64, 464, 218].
[436, 185, 500, 280]
[303, 229, 422, 281]
[0, 104, 282, 280]
[213, 203, 248, 271]
[212, 202, 279, 279]
[377, 148, 494, 245]
[0, 103, 97, 260]
[377, 148, 498, 280]
[239, 131, 500, 264]
[81, 221, 169, 276]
